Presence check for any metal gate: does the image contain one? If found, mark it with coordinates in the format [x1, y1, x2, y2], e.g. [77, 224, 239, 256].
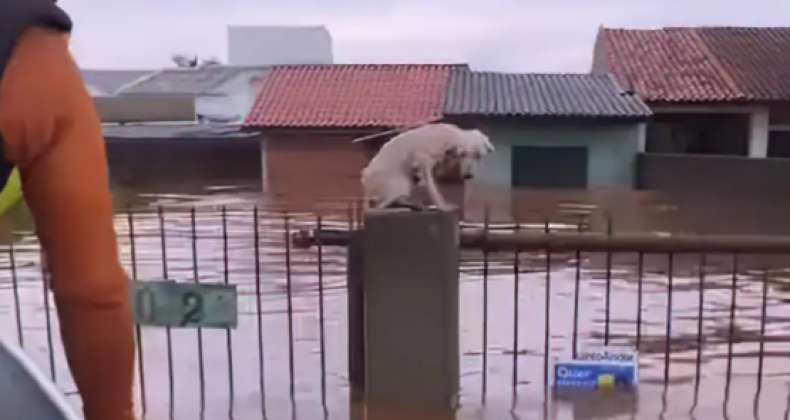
[0, 205, 788, 419]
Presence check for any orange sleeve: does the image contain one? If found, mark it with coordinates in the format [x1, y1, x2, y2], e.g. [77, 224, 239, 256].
[0, 28, 135, 420]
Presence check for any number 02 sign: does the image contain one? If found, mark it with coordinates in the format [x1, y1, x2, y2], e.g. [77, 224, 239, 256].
[132, 280, 238, 329]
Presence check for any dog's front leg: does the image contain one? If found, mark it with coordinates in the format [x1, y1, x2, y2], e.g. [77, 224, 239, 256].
[371, 191, 426, 211]
[420, 165, 455, 212]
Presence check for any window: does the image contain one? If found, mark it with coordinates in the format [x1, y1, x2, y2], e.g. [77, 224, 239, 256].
[768, 130, 790, 158]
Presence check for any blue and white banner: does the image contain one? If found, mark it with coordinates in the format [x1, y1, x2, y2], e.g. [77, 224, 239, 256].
[552, 346, 638, 390]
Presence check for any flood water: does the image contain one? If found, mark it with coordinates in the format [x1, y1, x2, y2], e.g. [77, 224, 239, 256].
[2, 161, 790, 420]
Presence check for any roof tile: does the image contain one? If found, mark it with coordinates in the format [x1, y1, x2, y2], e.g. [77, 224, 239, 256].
[697, 27, 790, 101]
[102, 124, 257, 139]
[244, 64, 463, 128]
[117, 66, 269, 96]
[445, 70, 651, 119]
[599, 26, 790, 103]
[599, 27, 744, 102]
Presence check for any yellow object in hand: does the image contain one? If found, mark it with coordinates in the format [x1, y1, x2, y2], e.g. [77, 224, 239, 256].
[0, 169, 23, 216]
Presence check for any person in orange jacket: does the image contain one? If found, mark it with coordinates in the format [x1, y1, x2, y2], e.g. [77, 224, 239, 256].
[0, 0, 136, 419]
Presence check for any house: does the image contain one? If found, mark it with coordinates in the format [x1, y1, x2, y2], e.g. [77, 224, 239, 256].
[80, 69, 154, 96]
[243, 64, 462, 203]
[115, 65, 271, 124]
[100, 66, 272, 195]
[444, 70, 651, 190]
[444, 70, 651, 225]
[592, 26, 790, 195]
[111, 24, 335, 123]
[94, 93, 260, 192]
[103, 123, 261, 191]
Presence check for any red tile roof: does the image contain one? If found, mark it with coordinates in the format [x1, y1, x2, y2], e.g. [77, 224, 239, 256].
[698, 27, 790, 101]
[244, 64, 465, 129]
[597, 26, 790, 103]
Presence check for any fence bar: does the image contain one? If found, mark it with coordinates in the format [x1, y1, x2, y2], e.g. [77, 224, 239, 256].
[347, 231, 365, 403]
[157, 207, 176, 418]
[362, 209, 459, 413]
[295, 228, 790, 253]
[252, 207, 267, 417]
[126, 210, 147, 414]
[40, 251, 56, 381]
[189, 208, 206, 413]
[9, 242, 23, 348]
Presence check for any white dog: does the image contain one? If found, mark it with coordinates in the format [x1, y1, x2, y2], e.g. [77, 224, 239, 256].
[361, 123, 494, 211]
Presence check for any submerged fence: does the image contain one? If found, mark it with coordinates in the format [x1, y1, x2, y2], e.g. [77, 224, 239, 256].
[1, 206, 790, 419]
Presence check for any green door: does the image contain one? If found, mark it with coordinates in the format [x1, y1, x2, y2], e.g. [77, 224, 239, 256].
[511, 146, 588, 188]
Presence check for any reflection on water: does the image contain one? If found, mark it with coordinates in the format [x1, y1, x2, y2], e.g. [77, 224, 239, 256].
[2, 161, 790, 420]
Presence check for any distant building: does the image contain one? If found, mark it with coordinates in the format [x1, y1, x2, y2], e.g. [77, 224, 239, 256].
[444, 71, 650, 190]
[227, 25, 333, 66]
[593, 26, 790, 197]
[115, 66, 270, 124]
[243, 64, 462, 200]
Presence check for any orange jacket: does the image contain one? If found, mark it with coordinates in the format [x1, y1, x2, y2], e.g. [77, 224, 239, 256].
[0, 3, 135, 419]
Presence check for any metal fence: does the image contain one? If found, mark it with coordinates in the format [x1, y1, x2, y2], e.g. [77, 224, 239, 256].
[2, 206, 790, 419]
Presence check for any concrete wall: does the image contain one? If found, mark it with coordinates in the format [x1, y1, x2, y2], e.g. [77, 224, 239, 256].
[475, 123, 645, 189]
[636, 152, 790, 235]
[637, 152, 790, 196]
[259, 129, 466, 212]
[95, 96, 196, 123]
[261, 131, 370, 208]
[589, 31, 610, 74]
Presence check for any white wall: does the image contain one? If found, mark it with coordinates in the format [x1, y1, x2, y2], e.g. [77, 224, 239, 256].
[227, 25, 333, 66]
[749, 108, 769, 158]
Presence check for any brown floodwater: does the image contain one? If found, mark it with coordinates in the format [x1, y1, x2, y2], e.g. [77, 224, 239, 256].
[2, 162, 790, 420]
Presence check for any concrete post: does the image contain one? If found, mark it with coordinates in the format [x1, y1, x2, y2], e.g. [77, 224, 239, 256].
[361, 209, 460, 413]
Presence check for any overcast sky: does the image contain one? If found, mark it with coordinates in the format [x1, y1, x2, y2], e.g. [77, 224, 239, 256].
[60, 0, 790, 72]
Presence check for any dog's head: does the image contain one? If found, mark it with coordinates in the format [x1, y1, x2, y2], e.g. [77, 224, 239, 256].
[444, 129, 494, 180]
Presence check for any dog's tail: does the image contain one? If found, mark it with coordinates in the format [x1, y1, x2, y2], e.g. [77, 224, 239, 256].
[360, 167, 373, 212]
[351, 118, 441, 143]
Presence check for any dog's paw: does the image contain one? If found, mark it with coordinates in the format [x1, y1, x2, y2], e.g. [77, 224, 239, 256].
[387, 200, 427, 212]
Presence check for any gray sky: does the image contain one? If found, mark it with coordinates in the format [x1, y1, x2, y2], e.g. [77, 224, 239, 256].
[60, 0, 790, 72]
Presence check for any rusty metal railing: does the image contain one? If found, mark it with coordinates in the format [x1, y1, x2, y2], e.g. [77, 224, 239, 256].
[294, 217, 790, 419]
[294, 226, 790, 254]
[1, 206, 789, 419]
